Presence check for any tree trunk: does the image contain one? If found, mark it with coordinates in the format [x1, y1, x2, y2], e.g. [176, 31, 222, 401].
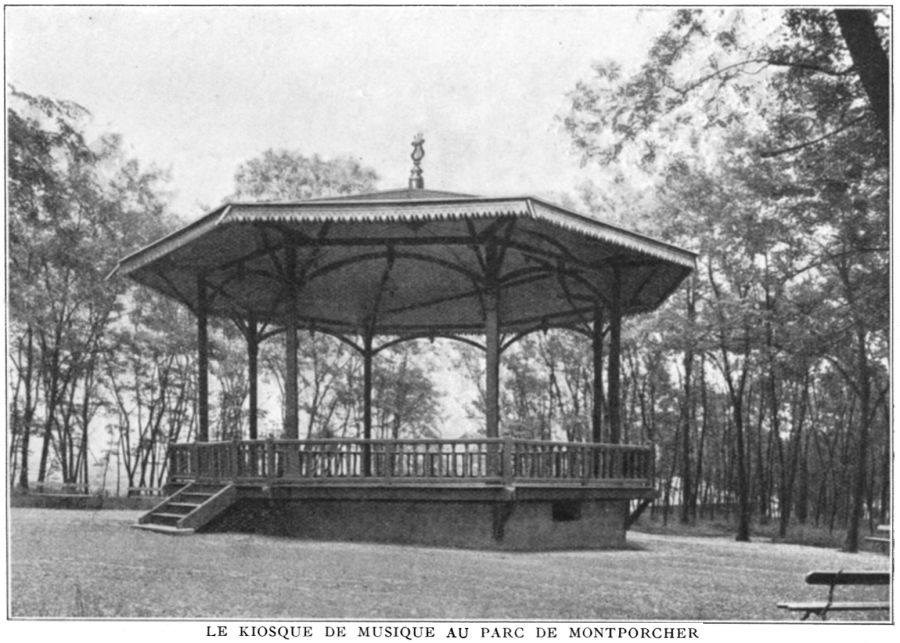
[17, 325, 36, 489]
[835, 9, 889, 139]
[753, 388, 770, 524]
[679, 280, 695, 524]
[877, 396, 890, 523]
[844, 323, 871, 552]
[779, 374, 809, 537]
[693, 355, 709, 521]
[37, 334, 64, 483]
[796, 429, 810, 524]
[733, 393, 751, 541]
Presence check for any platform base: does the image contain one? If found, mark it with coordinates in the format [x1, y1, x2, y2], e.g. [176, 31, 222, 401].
[202, 487, 637, 550]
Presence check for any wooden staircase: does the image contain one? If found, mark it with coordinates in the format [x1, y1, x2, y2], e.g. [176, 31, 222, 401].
[133, 482, 237, 535]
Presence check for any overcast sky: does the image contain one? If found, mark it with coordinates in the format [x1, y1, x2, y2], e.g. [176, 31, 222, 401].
[6, 5, 671, 217]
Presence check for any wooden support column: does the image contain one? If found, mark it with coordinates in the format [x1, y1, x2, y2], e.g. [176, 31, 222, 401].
[608, 267, 622, 444]
[247, 314, 259, 441]
[591, 301, 604, 444]
[362, 331, 374, 476]
[283, 247, 299, 440]
[358, 248, 395, 476]
[362, 333, 374, 440]
[485, 298, 500, 439]
[484, 242, 501, 439]
[196, 277, 209, 443]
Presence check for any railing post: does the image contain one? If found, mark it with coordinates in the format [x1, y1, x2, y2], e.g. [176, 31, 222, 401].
[386, 440, 395, 481]
[230, 435, 240, 479]
[582, 444, 591, 485]
[502, 436, 515, 485]
[190, 443, 200, 480]
[266, 435, 276, 481]
[166, 442, 177, 482]
[285, 441, 299, 479]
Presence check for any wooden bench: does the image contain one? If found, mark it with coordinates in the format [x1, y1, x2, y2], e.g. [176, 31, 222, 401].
[777, 571, 890, 620]
[864, 524, 890, 554]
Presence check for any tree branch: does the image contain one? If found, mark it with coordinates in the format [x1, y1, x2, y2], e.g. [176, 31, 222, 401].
[766, 59, 856, 77]
[758, 114, 868, 158]
[677, 58, 769, 95]
[677, 56, 854, 96]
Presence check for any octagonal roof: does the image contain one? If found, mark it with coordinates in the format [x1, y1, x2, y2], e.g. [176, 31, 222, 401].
[113, 187, 696, 338]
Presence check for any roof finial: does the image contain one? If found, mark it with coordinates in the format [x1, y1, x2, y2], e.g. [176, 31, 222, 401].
[409, 133, 425, 189]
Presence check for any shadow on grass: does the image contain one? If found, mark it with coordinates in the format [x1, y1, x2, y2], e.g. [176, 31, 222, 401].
[194, 525, 652, 554]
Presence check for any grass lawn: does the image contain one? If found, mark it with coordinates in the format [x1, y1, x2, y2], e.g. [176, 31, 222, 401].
[633, 512, 884, 550]
[8, 508, 891, 620]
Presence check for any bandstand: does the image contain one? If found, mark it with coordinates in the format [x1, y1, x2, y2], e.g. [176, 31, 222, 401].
[112, 138, 696, 549]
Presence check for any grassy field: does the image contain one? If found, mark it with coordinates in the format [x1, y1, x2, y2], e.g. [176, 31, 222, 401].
[8, 508, 891, 621]
[633, 511, 885, 550]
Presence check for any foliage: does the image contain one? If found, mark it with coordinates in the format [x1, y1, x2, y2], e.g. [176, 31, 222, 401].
[260, 331, 359, 438]
[232, 148, 379, 201]
[101, 289, 197, 491]
[558, 8, 889, 545]
[371, 341, 442, 439]
[7, 86, 175, 490]
[501, 331, 594, 442]
[210, 320, 251, 441]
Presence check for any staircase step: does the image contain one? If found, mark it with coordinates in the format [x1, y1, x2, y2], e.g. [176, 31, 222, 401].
[148, 512, 187, 524]
[152, 511, 188, 519]
[132, 523, 195, 535]
[181, 493, 215, 500]
[160, 506, 195, 516]
[168, 502, 202, 509]
[137, 482, 236, 535]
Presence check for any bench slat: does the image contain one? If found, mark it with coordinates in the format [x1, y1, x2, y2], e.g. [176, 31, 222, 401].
[805, 571, 890, 586]
[778, 601, 889, 612]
